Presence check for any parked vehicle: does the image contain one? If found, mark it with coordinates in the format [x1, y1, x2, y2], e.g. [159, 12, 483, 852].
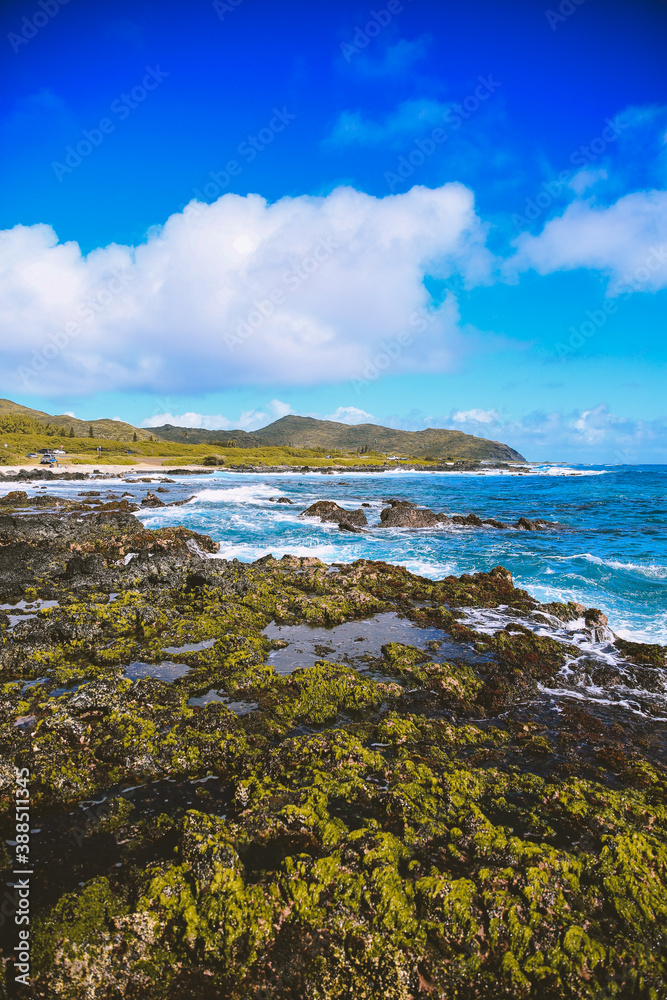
[40, 455, 57, 465]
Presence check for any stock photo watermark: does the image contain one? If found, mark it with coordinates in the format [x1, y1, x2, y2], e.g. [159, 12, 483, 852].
[545, 0, 587, 31]
[13, 766, 32, 987]
[384, 75, 501, 191]
[179, 107, 296, 210]
[16, 268, 134, 386]
[340, 0, 415, 63]
[351, 307, 436, 392]
[512, 117, 627, 231]
[7, 0, 70, 54]
[51, 66, 169, 182]
[555, 245, 667, 361]
[224, 235, 340, 352]
[213, 0, 245, 21]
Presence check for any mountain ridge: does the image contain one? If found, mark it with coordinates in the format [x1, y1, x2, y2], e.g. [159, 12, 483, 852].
[0, 399, 525, 461]
[151, 414, 526, 461]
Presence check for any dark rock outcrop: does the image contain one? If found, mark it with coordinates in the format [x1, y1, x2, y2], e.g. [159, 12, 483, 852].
[338, 521, 364, 533]
[515, 517, 551, 531]
[379, 505, 448, 528]
[452, 513, 484, 527]
[301, 501, 367, 527]
[141, 491, 166, 508]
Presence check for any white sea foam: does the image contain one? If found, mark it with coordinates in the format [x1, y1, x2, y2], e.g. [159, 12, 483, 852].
[457, 603, 667, 716]
[189, 483, 278, 504]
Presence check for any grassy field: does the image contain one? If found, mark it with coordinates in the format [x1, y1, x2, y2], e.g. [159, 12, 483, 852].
[0, 422, 439, 468]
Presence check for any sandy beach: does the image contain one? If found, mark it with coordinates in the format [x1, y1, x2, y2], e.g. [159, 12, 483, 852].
[0, 461, 207, 476]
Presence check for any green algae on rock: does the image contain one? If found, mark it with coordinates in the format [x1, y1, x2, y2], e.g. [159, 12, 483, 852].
[1, 500, 666, 998]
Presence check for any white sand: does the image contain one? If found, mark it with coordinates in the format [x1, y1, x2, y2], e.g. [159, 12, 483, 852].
[0, 462, 206, 476]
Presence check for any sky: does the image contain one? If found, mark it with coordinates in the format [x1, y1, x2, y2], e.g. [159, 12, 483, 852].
[0, 0, 666, 462]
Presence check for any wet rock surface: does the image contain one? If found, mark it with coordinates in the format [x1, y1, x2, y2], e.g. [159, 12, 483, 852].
[379, 504, 448, 528]
[0, 498, 665, 998]
[301, 500, 368, 528]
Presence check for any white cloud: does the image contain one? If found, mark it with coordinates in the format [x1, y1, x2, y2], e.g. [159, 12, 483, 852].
[392, 403, 667, 463]
[0, 184, 494, 397]
[450, 408, 500, 425]
[140, 399, 292, 432]
[324, 406, 375, 424]
[63, 410, 75, 417]
[510, 190, 667, 293]
[568, 168, 608, 195]
[325, 99, 451, 147]
[141, 411, 234, 430]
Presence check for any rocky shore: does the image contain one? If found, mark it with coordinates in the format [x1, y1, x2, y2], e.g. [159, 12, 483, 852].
[302, 498, 555, 532]
[0, 458, 530, 483]
[1, 497, 666, 998]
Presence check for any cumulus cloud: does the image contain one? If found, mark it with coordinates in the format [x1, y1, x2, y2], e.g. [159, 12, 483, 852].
[324, 406, 375, 424]
[325, 99, 451, 146]
[450, 408, 500, 425]
[510, 190, 667, 293]
[0, 183, 494, 398]
[402, 403, 667, 463]
[140, 399, 293, 432]
[141, 411, 235, 431]
[567, 168, 608, 195]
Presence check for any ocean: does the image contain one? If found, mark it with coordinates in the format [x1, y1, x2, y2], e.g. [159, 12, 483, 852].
[18, 462, 664, 645]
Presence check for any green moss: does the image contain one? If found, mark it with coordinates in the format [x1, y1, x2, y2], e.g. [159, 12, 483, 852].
[274, 660, 395, 725]
[10, 522, 667, 998]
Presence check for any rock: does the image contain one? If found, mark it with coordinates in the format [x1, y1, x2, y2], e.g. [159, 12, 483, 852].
[301, 501, 367, 527]
[383, 498, 417, 508]
[379, 506, 448, 528]
[584, 608, 608, 629]
[452, 513, 484, 527]
[542, 601, 586, 623]
[90, 499, 141, 513]
[141, 492, 166, 508]
[515, 517, 550, 531]
[489, 565, 513, 587]
[155, 487, 169, 494]
[0, 490, 29, 506]
[584, 607, 609, 641]
[269, 497, 293, 504]
[483, 518, 508, 529]
[361, 503, 371, 508]
[169, 496, 195, 507]
[338, 520, 364, 533]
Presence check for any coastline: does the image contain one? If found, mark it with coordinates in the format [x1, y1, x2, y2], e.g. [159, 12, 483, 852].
[0, 459, 532, 480]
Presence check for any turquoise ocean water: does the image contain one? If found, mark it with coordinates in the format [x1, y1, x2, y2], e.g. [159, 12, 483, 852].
[4, 463, 666, 720]
[4, 464, 665, 644]
[104, 464, 666, 645]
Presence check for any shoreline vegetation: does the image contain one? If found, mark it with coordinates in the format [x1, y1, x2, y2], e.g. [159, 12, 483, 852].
[0, 398, 526, 471]
[0, 492, 665, 997]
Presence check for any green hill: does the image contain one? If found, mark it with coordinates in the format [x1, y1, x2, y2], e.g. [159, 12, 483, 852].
[0, 399, 525, 462]
[0, 399, 155, 442]
[151, 414, 525, 462]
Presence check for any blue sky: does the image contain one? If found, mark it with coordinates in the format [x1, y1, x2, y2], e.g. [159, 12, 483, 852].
[1, 0, 666, 461]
